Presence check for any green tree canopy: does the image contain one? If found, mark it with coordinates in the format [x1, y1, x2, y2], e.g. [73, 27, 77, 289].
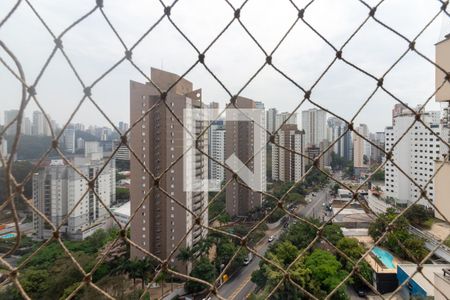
[185, 257, 216, 294]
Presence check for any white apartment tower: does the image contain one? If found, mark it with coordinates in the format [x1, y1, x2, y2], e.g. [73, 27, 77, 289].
[275, 112, 297, 131]
[63, 124, 76, 154]
[272, 124, 305, 182]
[209, 119, 226, 190]
[22, 117, 32, 136]
[302, 108, 327, 147]
[384, 109, 444, 206]
[32, 110, 51, 136]
[353, 124, 370, 169]
[32, 157, 115, 240]
[4, 110, 19, 136]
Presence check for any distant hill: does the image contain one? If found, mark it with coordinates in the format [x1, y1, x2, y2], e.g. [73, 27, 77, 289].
[6, 135, 54, 160]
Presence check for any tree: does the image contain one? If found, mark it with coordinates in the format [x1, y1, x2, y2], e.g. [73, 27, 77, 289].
[403, 235, 428, 262]
[330, 152, 349, 171]
[343, 163, 354, 179]
[0, 161, 34, 210]
[369, 208, 428, 261]
[271, 241, 299, 266]
[116, 187, 130, 202]
[305, 249, 349, 300]
[281, 219, 318, 249]
[363, 155, 369, 165]
[208, 191, 225, 220]
[371, 169, 385, 181]
[20, 269, 50, 298]
[404, 204, 433, 229]
[368, 208, 409, 242]
[322, 224, 344, 245]
[185, 257, 216, 294]
[336, 237, 372, 285]
[286, 192, 305, 204]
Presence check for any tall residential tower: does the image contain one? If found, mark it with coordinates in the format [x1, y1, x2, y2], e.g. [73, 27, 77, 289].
[130, 68, 208, 273]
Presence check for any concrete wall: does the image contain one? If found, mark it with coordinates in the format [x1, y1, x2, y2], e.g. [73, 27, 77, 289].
[436, 36, 450, 102]
[434, 272, 450, 300]
[434, 161, 450, 221]
[397, 266, 427, 298]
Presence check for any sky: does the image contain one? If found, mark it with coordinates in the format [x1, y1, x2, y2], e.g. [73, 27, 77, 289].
[0, 0, 449, 133]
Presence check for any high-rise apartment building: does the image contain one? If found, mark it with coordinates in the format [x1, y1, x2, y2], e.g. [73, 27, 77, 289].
[32, 155, 115, 240]
[266, 108, 277, 133]
[85, 141, 102, 157]
[113, 139, 130, 161]
[4, 110, 19, 136]
[275, 112, 297, 131]
[63, 124, 76, 154]
[32, 110, 51, 136]
[208, 119, 226, 190]
[74, 123, 85, 131]
[225, 96, 265, 216]
[22, 117, 32, 135]
[369, 132, 385, 164]
[392, 103, 407, 125]
[327, 117, 352, 161]
[118, 122, 129, 134]
[302, 108, 327, 147]
[255, 101, 265, 110]
[130, 68, 208, 273]
[353, 124, 369, 171]
[384, 109, 445, 206]
[272, 124, 305, 182]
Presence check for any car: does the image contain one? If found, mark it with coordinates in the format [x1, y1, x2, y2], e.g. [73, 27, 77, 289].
[268, 235, 275, 242]
[353, 285, 367, 297]
[243, 253, 253, 265]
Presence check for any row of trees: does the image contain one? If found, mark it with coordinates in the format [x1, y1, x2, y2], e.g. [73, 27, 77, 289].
[251, 220, 372, 299]
[177, 229, 248, 294]
[266, 168, 330, 223]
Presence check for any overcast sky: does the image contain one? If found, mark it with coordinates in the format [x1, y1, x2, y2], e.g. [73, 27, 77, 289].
[1, 0, 449, 133]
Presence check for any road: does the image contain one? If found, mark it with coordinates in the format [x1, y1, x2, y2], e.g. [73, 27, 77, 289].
[299, 189, 329, 219]
[213, 189, 329, 299]
[214, 227, 282, 299]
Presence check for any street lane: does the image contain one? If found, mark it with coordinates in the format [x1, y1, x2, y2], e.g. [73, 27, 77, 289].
[213, 189, 329, 299]
[214, 229, 279, 299]
[299, 189, 329, 218]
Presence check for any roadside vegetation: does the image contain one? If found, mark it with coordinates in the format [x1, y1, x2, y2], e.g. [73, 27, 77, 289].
[369, 208, 429, 262]
[250, 219, 372, 299]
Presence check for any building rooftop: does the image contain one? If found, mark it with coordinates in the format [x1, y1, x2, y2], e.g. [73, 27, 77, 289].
[112, 201, 130, 217]
[398, 264, 450, 297]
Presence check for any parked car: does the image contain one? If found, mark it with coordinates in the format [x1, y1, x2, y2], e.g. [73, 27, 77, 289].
[243, 253, 253, 265]
[353, 285, 367, 297]
[268, 235, 275, 242]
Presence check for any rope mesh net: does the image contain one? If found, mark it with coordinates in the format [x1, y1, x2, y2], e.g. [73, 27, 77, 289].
[1, 0, 450, 299]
